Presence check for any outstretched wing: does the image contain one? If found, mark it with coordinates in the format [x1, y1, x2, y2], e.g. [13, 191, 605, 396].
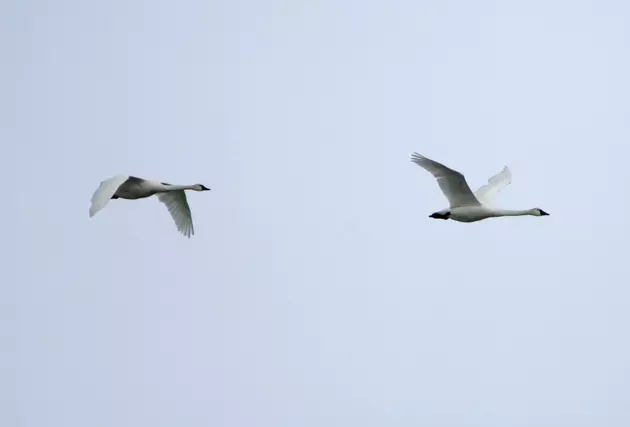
[474, 166, 512, 206]
[89, 174, 130, 217]
[410, 152, 480, 208]
[157, 191, 195, 238]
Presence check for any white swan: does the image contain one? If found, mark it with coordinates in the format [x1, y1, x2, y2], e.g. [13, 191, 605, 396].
[89, 175, 211, 237]
[410, 152, 549, 223]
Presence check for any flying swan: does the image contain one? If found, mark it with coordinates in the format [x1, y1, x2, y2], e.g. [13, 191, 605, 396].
[410, 152, 549, 223]
[89, 175, 211, 237]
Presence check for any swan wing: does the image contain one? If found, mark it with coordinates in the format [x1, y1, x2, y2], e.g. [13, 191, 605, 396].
[474, 166, 512, 206]
[410, 153, 480, 208]
[157, 191, 195, 238]
[89, 174, 130, 217]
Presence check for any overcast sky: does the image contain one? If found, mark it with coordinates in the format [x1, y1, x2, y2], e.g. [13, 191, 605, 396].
[3, 0, 630, 426]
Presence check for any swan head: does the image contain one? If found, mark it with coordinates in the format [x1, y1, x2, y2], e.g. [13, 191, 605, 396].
[532, 208, 550, 216]
[429, 211, 451, 220]
[194, 184, 211, 191]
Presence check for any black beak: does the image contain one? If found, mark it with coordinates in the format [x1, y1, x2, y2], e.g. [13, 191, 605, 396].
[201, 185, 211, 191]
[540, 210, 549, 216]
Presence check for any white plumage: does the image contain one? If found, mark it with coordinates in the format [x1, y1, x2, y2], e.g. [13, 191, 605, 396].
[410, 153, 549, 223]
[89, 175, 211, 237]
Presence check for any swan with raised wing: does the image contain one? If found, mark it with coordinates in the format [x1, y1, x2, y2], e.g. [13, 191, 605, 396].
[410, 153, 549, 223]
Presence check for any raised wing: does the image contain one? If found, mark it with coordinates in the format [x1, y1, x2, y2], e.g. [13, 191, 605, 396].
[410, 152, 480, 208]
[474, 166, 512, 206]
[157, 191, 194, 238]
[89, 174, 130, 217]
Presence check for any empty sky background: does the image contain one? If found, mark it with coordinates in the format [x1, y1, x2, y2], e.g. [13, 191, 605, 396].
[3, 0, 630, 425]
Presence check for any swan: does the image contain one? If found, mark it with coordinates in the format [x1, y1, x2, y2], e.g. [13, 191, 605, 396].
[410, 152, 549, 223]
[89, 175, 211, 237]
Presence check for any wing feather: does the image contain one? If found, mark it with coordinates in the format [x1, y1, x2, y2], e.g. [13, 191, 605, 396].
[157, 191, 195, 238]
[474, 166, 512, 206]
[410, 153, 480, 208]
[89, 174, 130, 217]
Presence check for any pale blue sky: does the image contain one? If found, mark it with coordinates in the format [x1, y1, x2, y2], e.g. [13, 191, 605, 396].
[3, 0, 630, 426]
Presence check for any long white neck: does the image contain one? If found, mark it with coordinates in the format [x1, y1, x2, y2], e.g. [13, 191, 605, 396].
[159, 184, 197, 192]
[490, 208, 536, 217]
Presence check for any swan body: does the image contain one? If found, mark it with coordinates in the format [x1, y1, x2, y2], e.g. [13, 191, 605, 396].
[410, 152, 549, 223]
[89, 175, 211, 237]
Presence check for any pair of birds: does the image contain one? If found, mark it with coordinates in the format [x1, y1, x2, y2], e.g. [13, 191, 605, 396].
[89, 153, 549, 238]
